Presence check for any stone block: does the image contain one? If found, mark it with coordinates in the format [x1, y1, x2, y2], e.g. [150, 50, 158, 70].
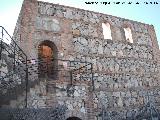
[72, 29, 80, 36]
[35, 17, 60, 32]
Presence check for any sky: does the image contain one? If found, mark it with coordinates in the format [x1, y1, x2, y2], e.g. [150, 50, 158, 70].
[0, 0, 160, 46]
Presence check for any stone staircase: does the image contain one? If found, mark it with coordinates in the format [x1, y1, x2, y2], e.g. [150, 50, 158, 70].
[0, 26, 59, 109]
[0, 26, 28, 107]
[0, 25, 93, 110]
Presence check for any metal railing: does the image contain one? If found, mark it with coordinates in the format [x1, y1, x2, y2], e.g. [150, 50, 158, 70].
[1, 26, 159, 120]
[0, 25, 94, 108]
[0, 26, 28, 107]
[0, 104, 67, 120]
[27, 57, 94, 86]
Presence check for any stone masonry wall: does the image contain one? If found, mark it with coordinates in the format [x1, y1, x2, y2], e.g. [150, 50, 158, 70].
[12, 0, 160, 119]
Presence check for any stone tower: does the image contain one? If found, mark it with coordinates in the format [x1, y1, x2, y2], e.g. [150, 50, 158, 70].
[2, 0, 160, 119]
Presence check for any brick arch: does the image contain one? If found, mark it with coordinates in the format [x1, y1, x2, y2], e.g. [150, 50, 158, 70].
[38, 40, 58, 79]
[38, 40, 58, 58]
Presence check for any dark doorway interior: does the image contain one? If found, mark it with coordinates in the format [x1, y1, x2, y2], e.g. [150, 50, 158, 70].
[38, 40, 58, 79]
[66, 117, 82, 120]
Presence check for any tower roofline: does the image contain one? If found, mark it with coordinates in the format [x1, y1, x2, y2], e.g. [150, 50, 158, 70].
[37, 0, 153, 27]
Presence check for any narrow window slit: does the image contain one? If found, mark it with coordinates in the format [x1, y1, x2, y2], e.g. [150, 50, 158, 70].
[102, 23, 112, 40]
[124, 27, 133, 43]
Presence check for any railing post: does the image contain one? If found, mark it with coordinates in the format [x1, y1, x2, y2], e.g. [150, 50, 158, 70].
[0, 27, 3, 60]
[13, 43, 16, 71]
[70, 70, 73, 85]
[25, 56, 28, 108]
[91, 63, 94, 91]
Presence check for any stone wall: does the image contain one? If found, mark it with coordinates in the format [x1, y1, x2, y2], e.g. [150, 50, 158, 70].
[12, 0, 160, 119]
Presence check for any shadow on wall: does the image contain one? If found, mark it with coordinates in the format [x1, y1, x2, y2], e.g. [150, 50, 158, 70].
[66, 117, 82, 120]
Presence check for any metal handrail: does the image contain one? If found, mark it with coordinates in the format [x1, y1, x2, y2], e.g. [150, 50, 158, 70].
[27, 57, 93, 82]
[0, 26, 28, 107]
[0, 26, 95, 109]
[0, 26, 26, 56]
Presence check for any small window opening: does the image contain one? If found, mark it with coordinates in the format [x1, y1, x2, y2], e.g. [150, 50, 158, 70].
[124, 27, 133, 43]
[102, 23, 112, 40]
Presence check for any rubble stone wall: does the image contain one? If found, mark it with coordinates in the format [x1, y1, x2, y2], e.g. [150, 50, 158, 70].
[12, 0, 160, 119]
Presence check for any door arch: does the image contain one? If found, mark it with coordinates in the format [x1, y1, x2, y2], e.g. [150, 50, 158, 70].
[66, 116, 82, 120]
[38, 40, 58, 79]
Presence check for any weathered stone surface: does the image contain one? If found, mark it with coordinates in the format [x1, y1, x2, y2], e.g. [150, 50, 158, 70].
[35, 17, 60, 32]
[6, 0, 160, 119]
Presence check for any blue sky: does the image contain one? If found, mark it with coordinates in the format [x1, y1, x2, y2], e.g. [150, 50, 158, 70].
[0, 0, 160, 46]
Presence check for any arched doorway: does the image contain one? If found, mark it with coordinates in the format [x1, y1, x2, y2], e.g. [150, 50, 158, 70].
[66, 117, 82, 120]
[38, 40, 58, 79]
